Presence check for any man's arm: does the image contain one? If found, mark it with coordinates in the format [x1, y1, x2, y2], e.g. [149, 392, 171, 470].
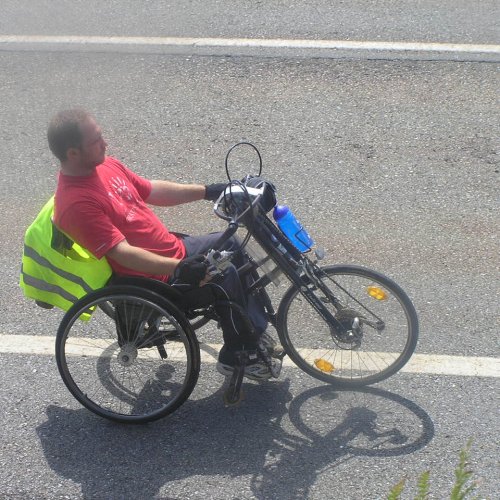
[107, 240, 210, 285]
[145, 180, 206, 206]
[106, 240, 181, 275]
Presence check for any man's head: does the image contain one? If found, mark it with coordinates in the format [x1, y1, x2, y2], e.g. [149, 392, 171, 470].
[47, 109, 107, 174]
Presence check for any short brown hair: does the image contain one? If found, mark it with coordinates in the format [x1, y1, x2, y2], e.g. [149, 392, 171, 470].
[47, 108, 93, 161]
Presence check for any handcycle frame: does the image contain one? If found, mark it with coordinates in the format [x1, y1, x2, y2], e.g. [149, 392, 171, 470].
[208, 185, 351, 336]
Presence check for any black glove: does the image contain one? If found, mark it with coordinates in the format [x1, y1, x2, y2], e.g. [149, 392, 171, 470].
[204, 183, 227, 201]
[174, 254, 208, 285]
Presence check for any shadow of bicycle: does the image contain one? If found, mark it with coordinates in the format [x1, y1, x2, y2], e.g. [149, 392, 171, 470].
[37, 381, 434, 499]
[252, 385, 435, 498]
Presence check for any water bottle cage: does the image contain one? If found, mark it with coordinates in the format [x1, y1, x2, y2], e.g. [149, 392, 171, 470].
[291, 228, 312, 252]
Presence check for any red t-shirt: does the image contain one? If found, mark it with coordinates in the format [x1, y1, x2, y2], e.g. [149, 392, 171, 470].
[54, 156, 185, 281]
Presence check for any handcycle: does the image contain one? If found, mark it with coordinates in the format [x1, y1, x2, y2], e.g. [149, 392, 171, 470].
[55, 143, 419, 424]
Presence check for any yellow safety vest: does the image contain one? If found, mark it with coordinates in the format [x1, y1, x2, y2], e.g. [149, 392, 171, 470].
[19, 196, 112, 319]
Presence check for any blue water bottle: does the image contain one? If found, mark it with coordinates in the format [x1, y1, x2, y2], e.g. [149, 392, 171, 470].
[273, 205, 314, 252]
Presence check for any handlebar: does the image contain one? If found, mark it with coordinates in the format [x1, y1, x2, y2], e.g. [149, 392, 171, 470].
[199, 183, 264, 280]
[202, 171, 277, 278]
[213, 182, 265, 223]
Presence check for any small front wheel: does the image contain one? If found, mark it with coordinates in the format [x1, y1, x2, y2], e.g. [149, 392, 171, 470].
[56, 286, 200, 423]
[277, 265, 418, 388]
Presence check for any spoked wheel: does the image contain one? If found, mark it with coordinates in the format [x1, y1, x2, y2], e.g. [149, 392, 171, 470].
[277, 265, 418, 388]
[56, 286, 200, 423]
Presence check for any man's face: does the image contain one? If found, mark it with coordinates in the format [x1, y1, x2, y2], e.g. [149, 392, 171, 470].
[70, 117, 107, 172]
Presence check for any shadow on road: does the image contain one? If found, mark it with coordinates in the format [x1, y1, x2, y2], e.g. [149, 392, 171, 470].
[37, 381, 434, 499]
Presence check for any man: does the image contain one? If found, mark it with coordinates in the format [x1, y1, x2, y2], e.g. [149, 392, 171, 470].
[49, 108, 281, 380]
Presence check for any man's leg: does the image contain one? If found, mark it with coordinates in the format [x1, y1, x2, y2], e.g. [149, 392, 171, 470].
[180, 233, 268, 344]
[174, 232, 281, 380]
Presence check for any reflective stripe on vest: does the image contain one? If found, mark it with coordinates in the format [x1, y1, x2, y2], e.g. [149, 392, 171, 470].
[21, 263, 80, 304]
[23, 244, 95, 295]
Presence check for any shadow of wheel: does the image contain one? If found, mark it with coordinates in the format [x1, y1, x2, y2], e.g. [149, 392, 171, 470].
[287, 385, 434, 457]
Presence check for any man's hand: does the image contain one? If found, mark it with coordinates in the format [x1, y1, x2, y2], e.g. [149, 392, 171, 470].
[174, 254, 209, 285]
[204, 183, 227, 201]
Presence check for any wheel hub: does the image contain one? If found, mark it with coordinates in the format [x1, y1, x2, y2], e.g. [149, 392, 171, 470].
[117, 344, 138, 367]
[331, 308, 364, 348]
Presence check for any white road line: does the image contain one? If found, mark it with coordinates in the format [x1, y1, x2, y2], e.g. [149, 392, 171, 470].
[0, 35, 498, 57]
[1, 334, 499, 378]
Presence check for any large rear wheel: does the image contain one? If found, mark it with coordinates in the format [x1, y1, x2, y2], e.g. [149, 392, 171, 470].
[56, 286, 200, 423]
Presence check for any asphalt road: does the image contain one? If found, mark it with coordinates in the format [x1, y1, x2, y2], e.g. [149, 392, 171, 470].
[2, 0, 499, 43]
[1, 2, 499, 499]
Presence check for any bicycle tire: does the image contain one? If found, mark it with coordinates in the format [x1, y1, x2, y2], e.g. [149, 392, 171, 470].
[277, 265, 418, 387]
[56, 285, 200, 423]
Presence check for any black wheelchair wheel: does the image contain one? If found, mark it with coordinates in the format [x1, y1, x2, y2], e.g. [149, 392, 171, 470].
[277, 265, 418, 388]
[56, 285, 200, 423]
